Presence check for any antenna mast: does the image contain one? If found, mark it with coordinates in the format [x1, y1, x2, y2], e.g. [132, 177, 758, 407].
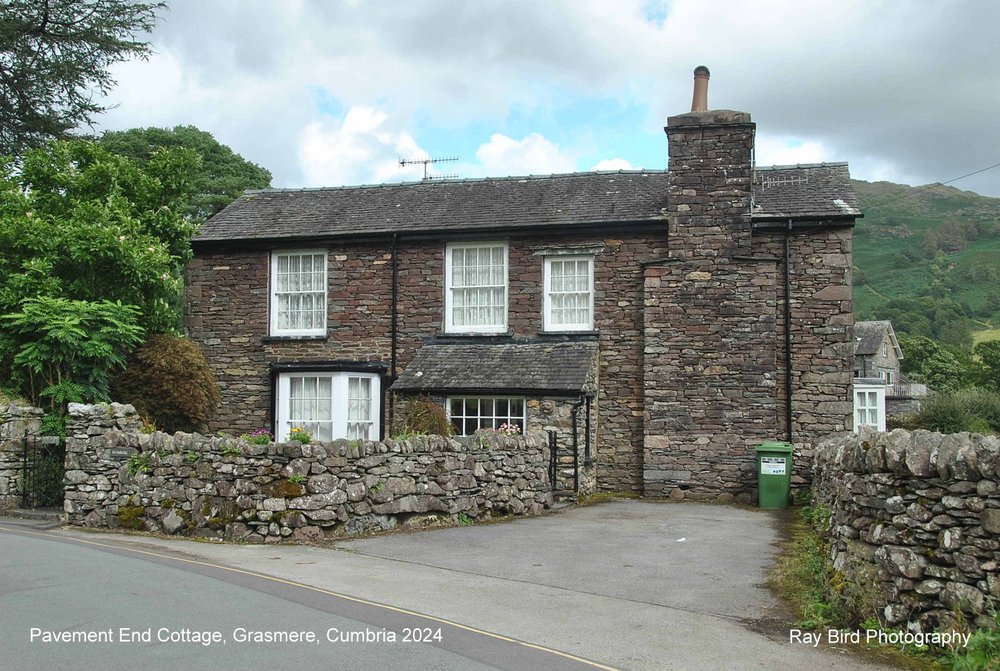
[399, 156, 459, 180]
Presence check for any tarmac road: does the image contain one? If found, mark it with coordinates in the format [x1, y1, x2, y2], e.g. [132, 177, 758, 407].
[1, 501, 901, 671]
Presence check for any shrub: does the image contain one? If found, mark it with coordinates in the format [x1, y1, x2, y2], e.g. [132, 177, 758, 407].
[391, 396, 453, 437]
[918, 388, 1000, 435]
[111, 334, 220, 433]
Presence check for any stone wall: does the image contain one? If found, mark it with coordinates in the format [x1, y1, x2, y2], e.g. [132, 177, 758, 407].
[0, 401, 43, 511]
[64, 403, 552, 542]
[813, 427, 1000, 631]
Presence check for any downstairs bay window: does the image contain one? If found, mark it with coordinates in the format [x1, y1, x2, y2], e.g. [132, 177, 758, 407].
[275, 372, 380, 442]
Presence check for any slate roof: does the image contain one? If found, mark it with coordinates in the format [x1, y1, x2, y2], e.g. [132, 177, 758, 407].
[391, 341, 597, 395]
[196, 163, 859, 243]
[196, 171, 670, 242]
[752, 163, 861, 220]
[854, 320, 902, 357]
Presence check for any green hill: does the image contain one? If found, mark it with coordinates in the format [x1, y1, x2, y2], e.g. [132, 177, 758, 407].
[851, 179, 1000, 347]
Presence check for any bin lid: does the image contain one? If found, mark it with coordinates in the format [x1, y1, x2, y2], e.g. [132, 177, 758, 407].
[756, 440, 793, 453]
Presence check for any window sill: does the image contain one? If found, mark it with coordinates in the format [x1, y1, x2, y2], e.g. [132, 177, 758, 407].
[538, 330, 599, 337]
[261, 334, 329, 343]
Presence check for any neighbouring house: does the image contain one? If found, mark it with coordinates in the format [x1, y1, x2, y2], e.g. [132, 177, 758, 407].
[185, 67, 861, 500]
[854, 320, 902, 384]
[852, 320, 928, 422]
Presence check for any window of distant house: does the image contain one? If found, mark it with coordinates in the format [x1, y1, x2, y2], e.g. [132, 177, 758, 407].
[543, 256, 594, 331]
[885, 370, 894, 385]
[270, 250, 327, 336]
[447, 397, 525, 436]
[445, 243, 508, 333]
[883, 343, 888, 357]
[275, 372, 379, 442]
[854, 387, 885, 432]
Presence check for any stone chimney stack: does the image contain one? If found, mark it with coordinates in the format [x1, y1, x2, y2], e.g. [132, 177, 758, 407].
[665, 66, 756, 257]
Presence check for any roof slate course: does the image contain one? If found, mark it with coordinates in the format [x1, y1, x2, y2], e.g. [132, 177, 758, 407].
[854, 320, 895, 356]
[391, 341, 597, 394]
[197, 163, 858, 243]
[752, 163, 861, 219]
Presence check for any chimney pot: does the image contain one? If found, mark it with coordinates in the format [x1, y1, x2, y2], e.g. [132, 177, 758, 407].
[691, 65, 710, 112]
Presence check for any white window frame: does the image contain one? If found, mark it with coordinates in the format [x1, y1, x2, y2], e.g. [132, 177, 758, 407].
[269, 249, 328, 337]
[444, 242, 508, 334]
[275, 371, 380, 442]
[853, 383, 886, 432]
[446, 396, 526, 436]
[543, 255, 594, 332]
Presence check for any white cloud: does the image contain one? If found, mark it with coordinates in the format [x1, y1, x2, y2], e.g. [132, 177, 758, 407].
[475, 133, 576, 177]
[298, 107, 429, 186]
[754, 136, 830, 168]
[591, 158, 634, 171]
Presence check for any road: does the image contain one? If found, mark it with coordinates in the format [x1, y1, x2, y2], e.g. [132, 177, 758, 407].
[0, 521, 609, 671]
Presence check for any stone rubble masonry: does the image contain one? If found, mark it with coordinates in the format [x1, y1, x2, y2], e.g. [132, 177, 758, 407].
[813, 426, 1000, 632]
[642, 110, 852, 501]
[185, 234, 668, 496]
[0, 402, 44, 511]
[64, 403, 552, 542]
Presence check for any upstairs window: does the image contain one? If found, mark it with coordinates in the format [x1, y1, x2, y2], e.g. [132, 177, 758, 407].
[544, 256, 594, 331]
[270, 250, 327, 336]
[445, 243, 508, 333]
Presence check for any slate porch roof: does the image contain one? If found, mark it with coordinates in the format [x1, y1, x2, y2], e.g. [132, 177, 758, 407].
[197, 164, 859, 243]
[391, 341, 597, 395]
[854, 320, 903, 358]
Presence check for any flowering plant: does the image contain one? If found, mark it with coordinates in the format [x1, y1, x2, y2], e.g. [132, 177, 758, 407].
[288, 426, 312, 443]
[241, 428, 273, 445]
[496, 423, 521, 436]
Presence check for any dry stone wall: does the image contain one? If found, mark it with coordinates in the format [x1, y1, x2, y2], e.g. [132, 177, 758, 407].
[0, 402, 43, 511]
[813, 427, 1000, 631]
[64, 403, 552, 542]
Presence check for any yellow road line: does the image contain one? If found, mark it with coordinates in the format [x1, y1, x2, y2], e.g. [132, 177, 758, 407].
[0, 524, 619, 671]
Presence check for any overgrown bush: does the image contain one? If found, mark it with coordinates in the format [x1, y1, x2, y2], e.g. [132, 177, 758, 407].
[391, 396, 452, 437]
[111, 334, 220, 433]
[918, 388, 1000, 435]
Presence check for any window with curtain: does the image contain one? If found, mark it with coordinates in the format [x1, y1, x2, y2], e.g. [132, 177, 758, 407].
[445, 243, 507, 333]
[544, 256, 593, 331]
[270, 250, 327, 336]
[276, 372, 380, 441]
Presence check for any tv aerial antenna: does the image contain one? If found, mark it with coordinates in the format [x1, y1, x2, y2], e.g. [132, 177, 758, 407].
[399, 156, 459, 180]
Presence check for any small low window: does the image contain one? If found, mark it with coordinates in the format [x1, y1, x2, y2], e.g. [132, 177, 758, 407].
[447, 397, 525, 436]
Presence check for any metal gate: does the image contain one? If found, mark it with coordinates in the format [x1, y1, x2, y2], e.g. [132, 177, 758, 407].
[21, 432, 65, 509]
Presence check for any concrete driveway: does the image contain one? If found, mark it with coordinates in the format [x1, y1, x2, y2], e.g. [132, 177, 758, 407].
[39, 500, 895, 671]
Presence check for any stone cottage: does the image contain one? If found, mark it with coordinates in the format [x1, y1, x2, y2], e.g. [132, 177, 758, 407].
[185, 67, 861, 500]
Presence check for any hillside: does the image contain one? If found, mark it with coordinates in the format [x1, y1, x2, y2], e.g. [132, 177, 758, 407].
[851, 179, 1000, 347]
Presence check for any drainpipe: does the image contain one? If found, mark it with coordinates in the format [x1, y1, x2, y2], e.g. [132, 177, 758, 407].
[570, 395, 586, 494]
[783, 219, 794, 444]
[390, 233, 399, 380]
[584, 395, 592, 467]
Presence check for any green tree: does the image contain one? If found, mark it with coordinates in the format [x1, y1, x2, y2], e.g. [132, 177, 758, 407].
[0, 140, 197, 330]
[0, 297, 144, 409]
[0, 139, 198, 406]
[98, 125, 272, 220]
[0, 0, 163, 156]
[899, 335, 980, 392]
[975, 340, 1000, 391]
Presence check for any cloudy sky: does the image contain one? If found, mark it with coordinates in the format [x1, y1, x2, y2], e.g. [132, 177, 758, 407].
[95, 0, 1000, 197]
